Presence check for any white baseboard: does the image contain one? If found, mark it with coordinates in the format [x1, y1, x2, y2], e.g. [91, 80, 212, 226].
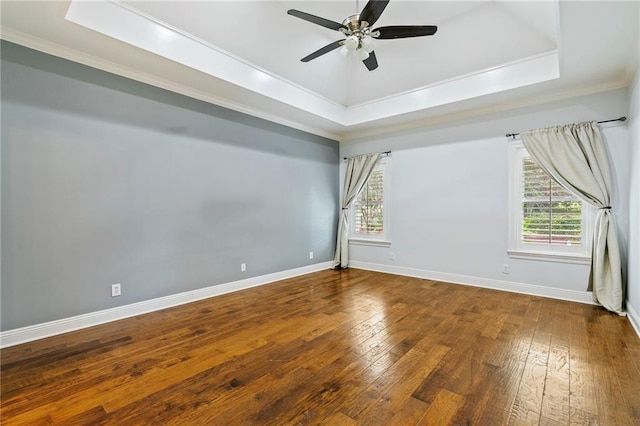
[0, 262, 332, 348]
[353, 260, 640, 338]
[349, 261, 595, 305]
[627, 302, 640, 339]
[5, 261, 631, 348]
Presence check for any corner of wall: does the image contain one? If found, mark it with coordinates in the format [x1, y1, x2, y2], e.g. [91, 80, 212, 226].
[627, 64, 640, 320]
[627, 301, 640, 339]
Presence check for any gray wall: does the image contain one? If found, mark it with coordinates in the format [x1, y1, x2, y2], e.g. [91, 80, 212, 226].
[1, 42, 340, 331]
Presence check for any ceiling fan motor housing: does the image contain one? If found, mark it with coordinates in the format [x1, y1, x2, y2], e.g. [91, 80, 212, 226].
[341, 14, 376, 50]
[342, 14, 365, 33]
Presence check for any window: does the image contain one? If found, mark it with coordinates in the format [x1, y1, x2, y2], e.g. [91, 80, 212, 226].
[508, 142, 591, 263]
[350, 158, 390, 246]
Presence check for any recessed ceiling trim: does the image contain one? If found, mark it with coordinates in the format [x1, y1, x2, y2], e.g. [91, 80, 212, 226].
[65, 0, 346, 124]
[0, 27, 342, 141]
[345, 50, 560, 125]
[65, 0, 562, 129]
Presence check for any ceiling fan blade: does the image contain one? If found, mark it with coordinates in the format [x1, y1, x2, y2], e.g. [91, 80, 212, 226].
[287, 9, 345, 31]
[363, 51, 378, 71]
[301, 40, 344, 62]
[373, 25, 438, 39]
[359, 0, 390, 27]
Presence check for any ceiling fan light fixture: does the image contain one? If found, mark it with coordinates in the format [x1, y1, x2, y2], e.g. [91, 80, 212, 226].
[344, 35, 359, 51]
[361, 37, 375, 53]
[339, 45, 353, 58]
[356, 47, 370, 61]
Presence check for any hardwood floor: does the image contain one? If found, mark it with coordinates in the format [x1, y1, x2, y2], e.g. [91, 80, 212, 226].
[1, 269, 639, 425]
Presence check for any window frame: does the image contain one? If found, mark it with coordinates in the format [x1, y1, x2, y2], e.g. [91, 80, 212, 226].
[349, 157, 391, 247]
[507, 141, 592, 264]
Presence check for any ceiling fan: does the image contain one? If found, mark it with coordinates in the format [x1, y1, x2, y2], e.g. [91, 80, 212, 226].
[287, 0, 437, 71]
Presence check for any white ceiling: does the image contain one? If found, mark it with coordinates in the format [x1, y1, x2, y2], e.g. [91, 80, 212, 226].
[1, 1, 638, 140]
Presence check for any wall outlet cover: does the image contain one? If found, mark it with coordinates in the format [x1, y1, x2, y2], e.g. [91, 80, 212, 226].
[111, 283, 122, 297]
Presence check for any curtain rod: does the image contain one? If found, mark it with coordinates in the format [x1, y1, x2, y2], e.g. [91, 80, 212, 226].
[343, 150, 391, 160]
[505, 116, 627, 139]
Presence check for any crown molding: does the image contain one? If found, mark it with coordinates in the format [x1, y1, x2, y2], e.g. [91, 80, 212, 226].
[1, 26, 629, 146]
[62, 0, 562, 131]
[340, 78, 630, 142]
[0, 27, 341, 141]
[64, 0, 346, 124]
[345, 50, 560, 125]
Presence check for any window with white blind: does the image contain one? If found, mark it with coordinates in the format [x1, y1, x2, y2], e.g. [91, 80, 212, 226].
[350, 158, 390, 246]
[508, 142, 591, 263]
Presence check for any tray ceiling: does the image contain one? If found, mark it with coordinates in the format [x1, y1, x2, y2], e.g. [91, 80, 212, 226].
[1, 1, 638, 139]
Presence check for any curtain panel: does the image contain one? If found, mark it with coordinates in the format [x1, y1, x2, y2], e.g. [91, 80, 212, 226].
[521, 121, 624, 315]
[333, 153, 382, 269]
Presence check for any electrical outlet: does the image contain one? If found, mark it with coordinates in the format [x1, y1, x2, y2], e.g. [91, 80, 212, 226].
[309, 251, 314, 260]
[502, 264, 510, 274]
[241, 263, 246, 272]
[111, 283, 121, 297]
[389, 252, 395, 261]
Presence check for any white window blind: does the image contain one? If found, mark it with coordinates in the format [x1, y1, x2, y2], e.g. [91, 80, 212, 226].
[508, 143, 591, 262]
[521, 157, 583, 246]
[354, 168, 384, 236]
[350, 159, 390, 245]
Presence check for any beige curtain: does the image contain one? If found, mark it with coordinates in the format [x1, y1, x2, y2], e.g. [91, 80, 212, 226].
[521, 122, 624, 315]
[333, 153, 382, 269]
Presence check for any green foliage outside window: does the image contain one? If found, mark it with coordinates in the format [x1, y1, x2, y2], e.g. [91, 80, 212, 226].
[355, 170, 384, 235]
[521, 157, 583, 246]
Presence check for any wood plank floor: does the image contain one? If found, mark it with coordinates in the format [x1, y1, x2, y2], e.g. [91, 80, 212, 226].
[1, 269, 639, 425]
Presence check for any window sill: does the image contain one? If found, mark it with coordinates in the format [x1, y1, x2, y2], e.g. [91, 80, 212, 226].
[507, 250, 591, 265]
[349, 239, 391, 247]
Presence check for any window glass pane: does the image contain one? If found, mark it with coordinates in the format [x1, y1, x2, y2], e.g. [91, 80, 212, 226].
[354, 169, 384, 235]
[521, 157, 582, 246]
